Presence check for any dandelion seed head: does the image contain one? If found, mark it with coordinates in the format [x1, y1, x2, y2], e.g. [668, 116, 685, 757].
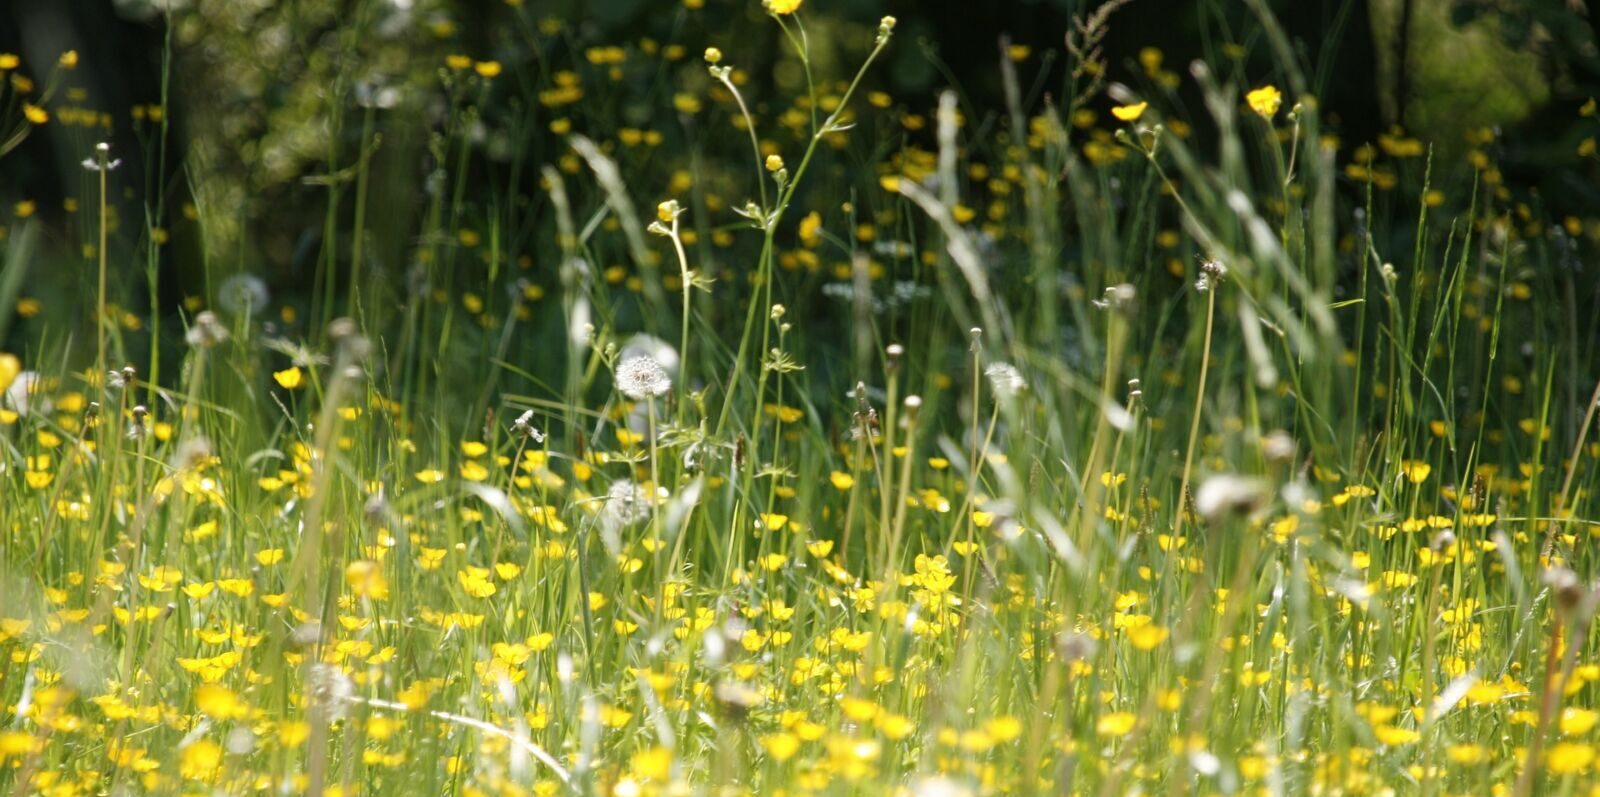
[1056, 629, 1098, 662]
[603, 479, 652, 527]
[186, 311, 229, 348]
[1092, 282, 1137, 311]
[1261, 430, 1295, 462]
[128, 405, 149, 440]
[984, 362, 1026, 397]
[616, 355, 671, 400]
[910, 776, 974, 797]
[305, 662, 354, 721]
[1194, 474, 1268, 523]
[511, 410, 545, 442]
[218, 274, 270, 317]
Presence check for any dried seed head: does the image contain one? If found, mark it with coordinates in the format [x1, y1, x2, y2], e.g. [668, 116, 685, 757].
[1056, 629, 1098, 662]
[603, 479, 652, 528]
[1261, 430, 1295, 462]
[511, 410, 545, 442]
[1194, 474, 1269, 523]
[616, 355, 671, 400]
[985, 362, 1026, 398]
[186, 311, 229, 348]
[1092, 282, 1137, 311]
[1430, 529, 1457, 551]
[1544, 566, 1589, 614]
[713, 680, 765, 720]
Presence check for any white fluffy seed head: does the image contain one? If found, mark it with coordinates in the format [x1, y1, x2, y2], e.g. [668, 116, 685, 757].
[603, 479, 651, 527]
[984, 362, 1026, 397]
[615, 355, 671, 400]
[1194, 474, 1268, 523]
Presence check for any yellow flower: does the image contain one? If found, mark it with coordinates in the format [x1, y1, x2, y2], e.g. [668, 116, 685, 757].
[22, 104, 46, 125]
[765, 154, 784, 172]
[345, 559, 389, 600]
[987, 716, 1022, 742]
[474, 61, 502, 78]
[1547, 741, 1596, 774]
[704, 47, 722, 64]
[57, 50, 78, 69]
[762, 732, 801, 761]
[1096, 711, 1136, 737]
[0, 54, 18, 70]
[272, 366, 304, 389]
[1128, 623, 1169, 651]
[0, 354, 18, 395]
[1400, 460, 1431, 484]
[630, 746, 672, 781]
[179, 740, 222, 780]
[196, 685, 248, 719]
[766, 0, 802, 14]
[458, 567, 497, 598]
[1111, 102, 1148, 122]
[1562, 707, 1600, 737]
[1374, 724, 1419, 745]
[1246, 85, 1282, 119]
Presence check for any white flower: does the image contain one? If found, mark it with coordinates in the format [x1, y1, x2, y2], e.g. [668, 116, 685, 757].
[616, 355, 671, 400]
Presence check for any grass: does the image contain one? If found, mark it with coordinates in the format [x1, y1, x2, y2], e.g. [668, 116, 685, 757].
[2, 1, 1600, 795]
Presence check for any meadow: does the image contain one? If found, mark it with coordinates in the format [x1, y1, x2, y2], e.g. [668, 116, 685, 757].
[2, 0, 1600, 795]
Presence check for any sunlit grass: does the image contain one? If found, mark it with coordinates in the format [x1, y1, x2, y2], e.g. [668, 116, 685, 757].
[3, 2, 1600, 796]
